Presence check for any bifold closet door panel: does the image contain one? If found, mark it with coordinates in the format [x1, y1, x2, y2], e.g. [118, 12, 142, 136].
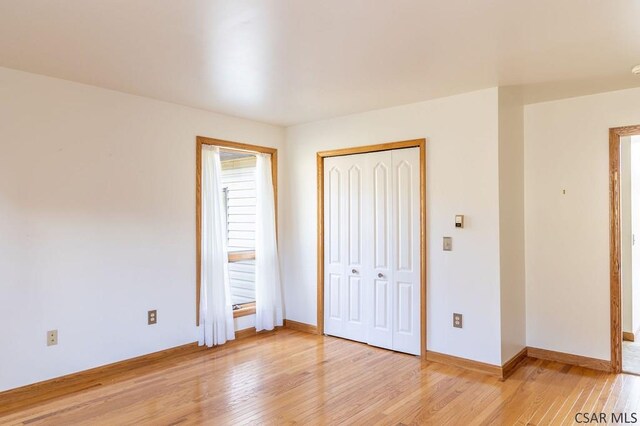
[391, 147, 421, 355]
[366, 151, 394, 350]
[324, 153, 369, 342]
[343, 154, 372, 341]
[324, 155, 345, 338]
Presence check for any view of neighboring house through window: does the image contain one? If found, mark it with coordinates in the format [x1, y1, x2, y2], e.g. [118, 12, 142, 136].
[220, 150, 257, 307]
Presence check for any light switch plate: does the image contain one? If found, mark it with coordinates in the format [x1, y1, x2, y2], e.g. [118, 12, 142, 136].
[443, 237, 452, 251]
[453, 313, 463, 328]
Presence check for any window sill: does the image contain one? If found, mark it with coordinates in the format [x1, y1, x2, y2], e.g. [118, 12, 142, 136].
[233, 303, 256, 318]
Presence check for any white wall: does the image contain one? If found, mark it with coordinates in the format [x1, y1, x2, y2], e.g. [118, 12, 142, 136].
[525, 87, 640, 360]
[0, 67, 285, 392]
[283, 88, 504, 365]
[498, 87, 526, 363]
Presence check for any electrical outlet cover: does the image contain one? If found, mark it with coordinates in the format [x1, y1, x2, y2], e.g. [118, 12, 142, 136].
[148, 310, 157, 325]
[47, 330, 58, 346]
[453, 313, 463, 328]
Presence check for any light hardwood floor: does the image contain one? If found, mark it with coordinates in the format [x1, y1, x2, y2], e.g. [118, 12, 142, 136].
[2, 329, 640, 425]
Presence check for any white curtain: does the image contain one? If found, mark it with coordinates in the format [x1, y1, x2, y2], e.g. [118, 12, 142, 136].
[199, 145, 235, 347]
[255, 153, 284, 331]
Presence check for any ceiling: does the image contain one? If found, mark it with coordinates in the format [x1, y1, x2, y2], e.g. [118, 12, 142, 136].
[1, 1, 639, 126]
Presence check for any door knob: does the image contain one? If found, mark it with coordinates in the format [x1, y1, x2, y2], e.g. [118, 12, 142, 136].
[378, 273, 384, 278]
[352, 269, 358, 274]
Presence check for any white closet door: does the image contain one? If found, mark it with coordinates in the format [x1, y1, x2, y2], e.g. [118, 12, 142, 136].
[390, 147, 421, 355]
[324, 153, 369, 341]
[366, 151, 394, 350]
[324, 147, 420, 356]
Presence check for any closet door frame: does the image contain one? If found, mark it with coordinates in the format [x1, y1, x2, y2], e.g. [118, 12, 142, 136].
[317, 139, 427, 357]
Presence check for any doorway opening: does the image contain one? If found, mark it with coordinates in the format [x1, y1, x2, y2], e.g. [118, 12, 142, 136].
[610, 125, 640, 374]
[620, 133, 640, 374]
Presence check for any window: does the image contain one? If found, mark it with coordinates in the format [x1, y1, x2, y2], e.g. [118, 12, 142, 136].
[195, 136, 278, 325]
[220, 150, 256, 310]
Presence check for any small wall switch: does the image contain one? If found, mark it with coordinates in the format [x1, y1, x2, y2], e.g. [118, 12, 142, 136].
[148, 310, 157, 325]
[443, 237, 452, 251]
[455, 215, 464, 228]
[453, 313, 463, 329]
[47, 330, 58, 346]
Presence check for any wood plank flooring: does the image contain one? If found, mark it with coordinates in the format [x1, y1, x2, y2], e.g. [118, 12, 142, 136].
[2, 328, 640, 425]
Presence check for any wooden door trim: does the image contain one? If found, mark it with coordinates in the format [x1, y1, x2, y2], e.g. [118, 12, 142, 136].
[610, 125, 640, 373]
[317, 139, 427, 357]
[196, 136, 278, 326]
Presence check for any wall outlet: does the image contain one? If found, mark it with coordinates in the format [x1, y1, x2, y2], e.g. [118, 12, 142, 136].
[453, 313, 463, 329]
[148, 310, 157, 325]
[47, 330, 58, 346]
[443, 237, 453, 251]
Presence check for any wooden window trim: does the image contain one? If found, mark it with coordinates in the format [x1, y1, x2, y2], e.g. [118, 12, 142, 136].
[196, 136, 277, 325]
[233, 302, 256, 318]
